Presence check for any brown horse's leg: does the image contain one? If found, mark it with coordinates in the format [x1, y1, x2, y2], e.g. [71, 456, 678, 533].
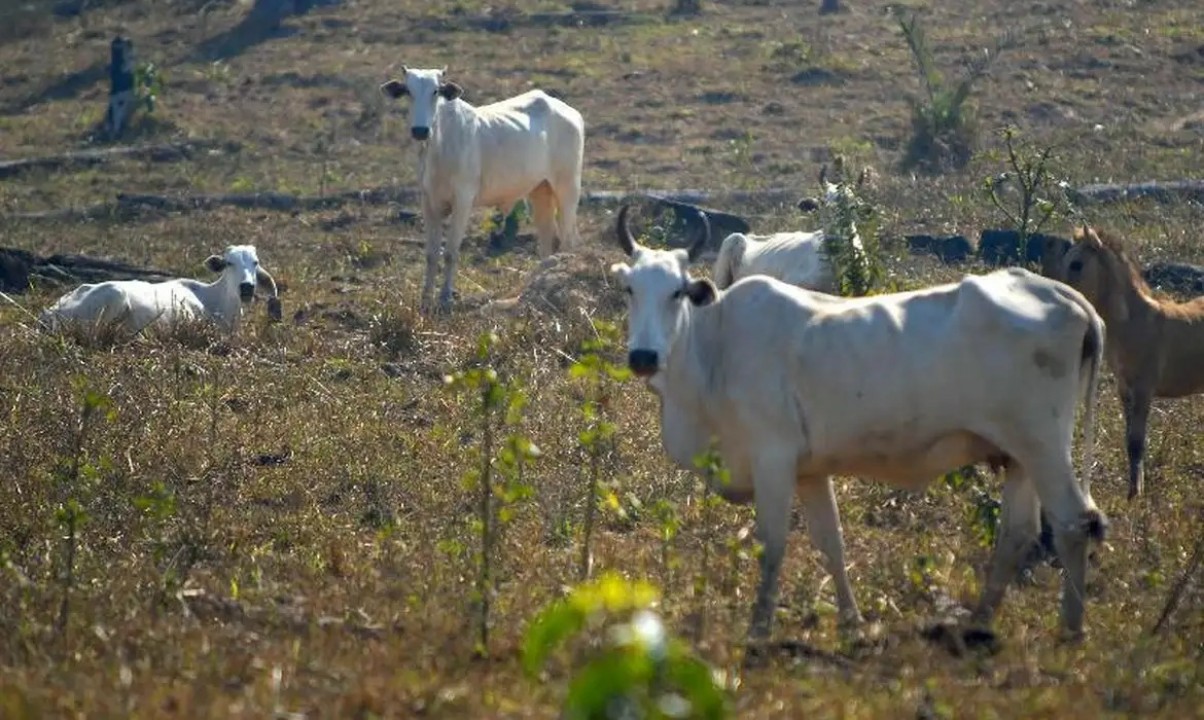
[1123, 385, 1153, 500]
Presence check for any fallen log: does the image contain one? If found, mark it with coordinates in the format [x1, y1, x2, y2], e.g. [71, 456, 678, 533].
[1069, 180, 1204, 205]
[6, 187, 420, 224]
[5, 176, 1199, 228]
[0, 247, 175, 294]
[0, 140, 239, 180]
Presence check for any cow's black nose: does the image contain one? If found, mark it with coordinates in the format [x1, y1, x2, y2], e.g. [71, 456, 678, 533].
[411, 127, 430, 141]
[239, 282, 255, 301]
[628, 349, 659, 377]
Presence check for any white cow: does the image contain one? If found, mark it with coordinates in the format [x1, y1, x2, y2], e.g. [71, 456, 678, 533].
[39, 245, 281, 337]
[380, 66, 585, 312]
[610, 205, 1107, 651]
[711, 166, 868, 292]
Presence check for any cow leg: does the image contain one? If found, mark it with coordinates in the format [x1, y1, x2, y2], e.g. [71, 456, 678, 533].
[552, 173, 582, 253]
[439, 199, 473, 312]
[747, 452, 797, 645]
[528, 182, 559, 259]
[1027, 454, 1106, 637]
[973, 461, 1040, 627]
[1122, 384, 1152, 500]
[420, 198, 444, 313]
[797, 476, 861, 629]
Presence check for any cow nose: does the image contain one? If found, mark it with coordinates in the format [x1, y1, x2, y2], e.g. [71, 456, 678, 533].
[411, 126, 430, 141]
[628, 349, 660, 377]
[239, 282, 255, 301]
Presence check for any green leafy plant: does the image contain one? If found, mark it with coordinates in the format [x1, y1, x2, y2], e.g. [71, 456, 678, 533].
[942, 466, 1000, 549]
[134, 61, 163, 115]
[815, 161, 884, 297]
[690, 444, 729, 642]
[522, 573, 729, 719]
[54, 378, 116, 646]
[896, 10, 1010, 173]
[444, 331, 540, 656]
[981, 125, 1075, 263]
[569, 320, 631, 581]
[484, 201, 531, 245]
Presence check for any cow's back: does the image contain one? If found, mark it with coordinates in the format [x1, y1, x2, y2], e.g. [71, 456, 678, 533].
[472, 90, 584, 206]
[736, 231, 832, 292]
[703, 271, 1089, 458]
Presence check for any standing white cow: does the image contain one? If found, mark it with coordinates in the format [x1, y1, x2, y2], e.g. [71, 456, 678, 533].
[39, 245, 281, 337]
[380, 66, 585, 312]
[610, 205, 1107, 652]
[711, 166, 869, 292]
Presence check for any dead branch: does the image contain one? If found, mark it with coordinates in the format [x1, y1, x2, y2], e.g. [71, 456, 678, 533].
[1150, 511, 1204, 636]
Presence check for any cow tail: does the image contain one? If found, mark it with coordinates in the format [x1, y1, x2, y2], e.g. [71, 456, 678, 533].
[1078, 308, 1104, 501]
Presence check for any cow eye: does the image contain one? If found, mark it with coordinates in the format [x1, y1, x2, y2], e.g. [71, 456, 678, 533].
[671, 289, 683, 300]
[1068, 260, 1083, 274]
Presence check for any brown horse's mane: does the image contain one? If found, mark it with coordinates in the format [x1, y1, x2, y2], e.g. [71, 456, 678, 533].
[1083, 227, 1156, 298]
[1080, 226, 1204, 318]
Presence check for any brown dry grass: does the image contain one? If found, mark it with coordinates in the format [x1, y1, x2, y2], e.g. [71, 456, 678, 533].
[1, 0, 1203, 717]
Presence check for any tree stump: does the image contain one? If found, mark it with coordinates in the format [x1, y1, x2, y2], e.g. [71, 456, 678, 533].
[103, 36, 135, 140]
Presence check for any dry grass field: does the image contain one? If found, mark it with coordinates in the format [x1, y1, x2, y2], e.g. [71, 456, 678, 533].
[0, 0, 1202, 717]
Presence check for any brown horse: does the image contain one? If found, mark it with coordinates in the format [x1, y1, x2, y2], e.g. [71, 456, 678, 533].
[1049, 226, 1204, 499]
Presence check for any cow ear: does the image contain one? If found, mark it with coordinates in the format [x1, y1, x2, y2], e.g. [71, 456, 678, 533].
[439, 82, 463, 100]
[685, 278, 717, 307]
[380, 79, 408, 98]
[205, 255, 227, 273]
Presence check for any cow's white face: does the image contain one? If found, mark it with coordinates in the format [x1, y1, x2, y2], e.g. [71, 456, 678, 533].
[379, 67, 463, 142]
[204, 245, 275, 305]
[610, 206, 716, 378]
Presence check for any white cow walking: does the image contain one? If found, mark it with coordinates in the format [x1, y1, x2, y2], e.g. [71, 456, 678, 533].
[39, 245, 281, 337]
[610, 205, 1107, 652]
[711, 166, 869, 293]
[380, 67, 585, 312]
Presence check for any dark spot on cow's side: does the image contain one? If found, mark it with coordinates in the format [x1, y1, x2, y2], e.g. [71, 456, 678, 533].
[1032, 349, 1067, 378]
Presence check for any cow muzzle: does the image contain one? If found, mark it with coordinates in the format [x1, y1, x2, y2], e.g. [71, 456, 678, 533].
[411, 126, 431, 141]
[239, 282, 255, 302]
[628, 349, 660, 377]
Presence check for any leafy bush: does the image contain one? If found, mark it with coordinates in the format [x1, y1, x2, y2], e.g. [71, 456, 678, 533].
[896, 11, 1009, 173]
[981, 125, 1075, 262]
[814, 161, 884, 297]
[523, 573, 729, 719]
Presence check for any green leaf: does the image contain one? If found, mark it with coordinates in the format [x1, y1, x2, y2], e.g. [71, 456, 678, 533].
[522, 601, 588, 676]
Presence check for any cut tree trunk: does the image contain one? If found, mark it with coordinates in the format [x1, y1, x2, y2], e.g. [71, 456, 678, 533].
[104, 36, 135, 140]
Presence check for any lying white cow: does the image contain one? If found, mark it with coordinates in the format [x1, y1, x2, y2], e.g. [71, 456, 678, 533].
[610, 205, 1107, 650]
[39, 245, 281, 337]
[380, 66, 585, 312]
[711, 166, 868, 292]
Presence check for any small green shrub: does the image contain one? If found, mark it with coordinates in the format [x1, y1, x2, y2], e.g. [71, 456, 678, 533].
[569, 320, 631, 580]
[814, 161, 884, 297]
[981, 125, 1075, 262]
[896, 11, 1010, 173]
[523, 573, 729, 719]
[444, 331, 540, 657]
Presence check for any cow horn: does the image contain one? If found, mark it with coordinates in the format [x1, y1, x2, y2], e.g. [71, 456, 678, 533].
[616, 204, 639, 257]
[686, 209, 711, 263]
[257, 267, 283, 322]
